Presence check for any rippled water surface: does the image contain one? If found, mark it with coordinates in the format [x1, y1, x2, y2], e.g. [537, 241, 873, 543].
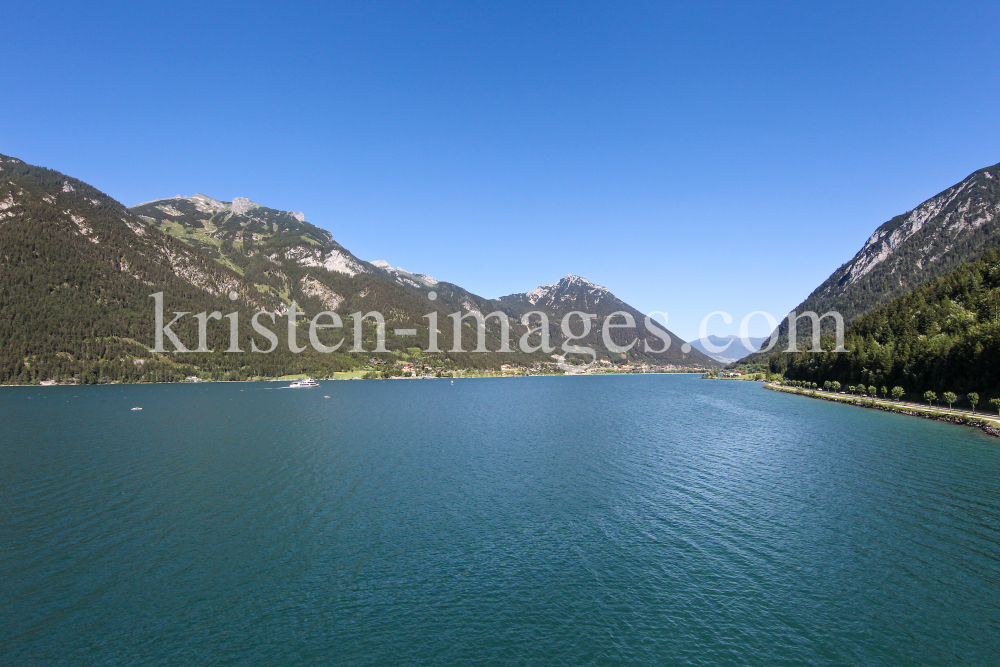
[2, 375, 1000, 665]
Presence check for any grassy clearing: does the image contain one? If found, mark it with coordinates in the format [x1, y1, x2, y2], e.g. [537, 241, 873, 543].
[332, 371, 367, 380]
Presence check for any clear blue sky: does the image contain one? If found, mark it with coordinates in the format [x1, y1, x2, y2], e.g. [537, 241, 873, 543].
[5, 1, 1000, 340]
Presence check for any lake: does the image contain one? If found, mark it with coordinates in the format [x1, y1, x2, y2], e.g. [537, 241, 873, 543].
[2, 375, 999, 665]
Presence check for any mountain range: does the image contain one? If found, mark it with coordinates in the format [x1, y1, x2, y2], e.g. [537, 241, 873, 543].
[0, 154, 715, 384]
[9, 149, 998, 385]
[130, 192, 713, 364]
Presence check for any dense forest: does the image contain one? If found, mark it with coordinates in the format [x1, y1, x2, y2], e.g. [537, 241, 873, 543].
[755, 248, 1000, 403]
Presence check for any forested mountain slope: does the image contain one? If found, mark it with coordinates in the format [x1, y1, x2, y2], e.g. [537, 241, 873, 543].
[764, 162, 1000, 350]
[772, 248, 1000, 398]
[0, 154, 317, 383]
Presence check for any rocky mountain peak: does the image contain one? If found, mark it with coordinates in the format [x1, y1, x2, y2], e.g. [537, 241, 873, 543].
[504, 274, 612, 308]
[190, 194, 228, 211]
[230, 197, 258, 215]
[559, 274, 609, 291]
[370, 260, 439, 288]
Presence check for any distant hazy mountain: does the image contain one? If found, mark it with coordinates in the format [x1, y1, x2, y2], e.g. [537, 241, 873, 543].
[687, 335, 768, 363]
[760, 161, 1000, 350]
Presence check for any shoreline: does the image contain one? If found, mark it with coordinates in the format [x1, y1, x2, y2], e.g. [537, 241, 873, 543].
[765, 383, 1000, 438]
[0, 370, 709, 388]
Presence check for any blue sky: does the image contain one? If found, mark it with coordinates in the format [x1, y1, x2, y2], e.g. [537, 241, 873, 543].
[5, 1, 1000, 340]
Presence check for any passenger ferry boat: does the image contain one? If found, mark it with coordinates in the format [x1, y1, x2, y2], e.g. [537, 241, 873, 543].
[285, 377, 320, 388]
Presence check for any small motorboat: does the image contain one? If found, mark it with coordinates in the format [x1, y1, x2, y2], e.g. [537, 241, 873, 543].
[131, 407, 142, 411]
[285, 378, 319, 388]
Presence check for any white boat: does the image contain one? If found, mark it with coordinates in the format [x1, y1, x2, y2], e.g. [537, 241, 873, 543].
[285, 378, 319, 388]
[131, 407, 142, 411]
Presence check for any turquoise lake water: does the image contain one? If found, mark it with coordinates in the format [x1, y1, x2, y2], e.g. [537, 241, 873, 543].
[2, 375, 999, 665]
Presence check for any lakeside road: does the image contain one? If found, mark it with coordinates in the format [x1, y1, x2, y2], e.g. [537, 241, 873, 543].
[766, 383, 1000, 433]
